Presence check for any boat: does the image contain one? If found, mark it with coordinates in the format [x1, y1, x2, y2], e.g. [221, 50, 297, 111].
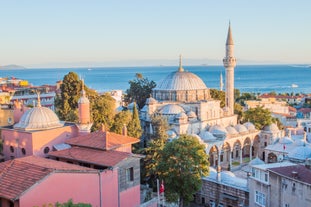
[291, 84, 298, 88]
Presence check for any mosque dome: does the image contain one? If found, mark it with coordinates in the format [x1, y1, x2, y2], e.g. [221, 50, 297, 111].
[205, 167, 217, 180]
[145, 97, 157, 105]
[14, 106, 64, 131]
[209, 125, 227, 137]
[176, 112, 188, 119]
[226, 126, 238, 135]
[279, 136, 294, 144]
[199, 130, 217, 141]
[220, 171, 247, 188]
[263, 123, 279, 132]
[167, 130, 177, 138]
[158, 104, 185, 115]
[155, 70, 207, 91]
[235, 124, 248, 133]
[243, 122, 256, 131]
[249, 157, 265, 166]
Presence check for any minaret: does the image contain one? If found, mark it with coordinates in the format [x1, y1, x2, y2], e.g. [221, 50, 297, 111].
[77, 79, 92, 134]
[220, 72, 224, 91]
[178, 54, 184, 72]
[223, 23, 236, 115]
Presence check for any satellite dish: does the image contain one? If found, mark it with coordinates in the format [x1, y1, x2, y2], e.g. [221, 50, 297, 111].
[278, 154, 284, 162]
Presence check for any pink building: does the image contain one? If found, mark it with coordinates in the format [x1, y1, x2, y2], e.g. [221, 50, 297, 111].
[0, 83, 142, 207]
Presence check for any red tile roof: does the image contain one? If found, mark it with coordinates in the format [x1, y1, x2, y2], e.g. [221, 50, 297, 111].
[49, 147, 133, 167]
[288, 106, 297, 112]
[0, 156, 94, 201]
[65, 129, 139, 150]
[268, 165, 311, 185]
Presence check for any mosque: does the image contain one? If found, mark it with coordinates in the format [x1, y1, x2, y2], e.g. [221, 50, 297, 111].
[140, 24, 279, 169]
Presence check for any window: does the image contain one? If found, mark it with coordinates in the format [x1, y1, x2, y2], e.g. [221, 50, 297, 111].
[126, 167, 134, 182]
[201, 197, 205, 204]
[21, 148, 26, 155]
[255, 191, 266, 206]
[43, 147, 50, 154]
[10, 146, 14, 153]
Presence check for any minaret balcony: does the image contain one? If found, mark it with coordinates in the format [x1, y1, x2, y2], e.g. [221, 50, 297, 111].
[223, 57, 236, 67]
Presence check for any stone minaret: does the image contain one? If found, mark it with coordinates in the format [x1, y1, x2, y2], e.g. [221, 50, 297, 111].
[223, 23, 236, 115]
[77, 79, 92, 134]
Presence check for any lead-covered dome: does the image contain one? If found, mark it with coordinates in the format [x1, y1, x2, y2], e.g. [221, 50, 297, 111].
[158, 104, 185, 115]
[155, 71, 207, 91]
[14, 106, 64, 131]
[152, 57, 210, 102]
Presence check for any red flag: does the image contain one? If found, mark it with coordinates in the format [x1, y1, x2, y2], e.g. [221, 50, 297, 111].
[160, 180, 165, 194]
[283, 144, 286, 150]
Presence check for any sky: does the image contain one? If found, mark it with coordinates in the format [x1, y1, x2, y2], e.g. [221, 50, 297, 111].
[0, 0, 310, 68]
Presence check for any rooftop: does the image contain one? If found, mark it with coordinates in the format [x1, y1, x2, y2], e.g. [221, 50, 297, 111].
[49, 146, 134, 167]
[268, 165, 311, 185]
[0, 156, 94, 201]
[65, 129, 139, 150]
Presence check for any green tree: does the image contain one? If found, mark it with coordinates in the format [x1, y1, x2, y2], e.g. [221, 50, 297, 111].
[125, 73, 156, 109]
[91, 93, 116, 131]
[234, 102, 244, 122]
[150, 115, 169, 140]
[242, 106, 274, 130]
[210, 89, 225, 108]
[110, 110, 132, 134]
[55, 72, 82, 122]
[127, 103, 142, 138]
[157, 135, 209, 207]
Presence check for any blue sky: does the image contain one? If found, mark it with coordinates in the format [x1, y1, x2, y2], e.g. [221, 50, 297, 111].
[0, 1, 310, 67]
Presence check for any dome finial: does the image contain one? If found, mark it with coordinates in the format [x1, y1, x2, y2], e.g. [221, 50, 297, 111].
[36, 90, 41, 107]
[178, 54, 184, 72]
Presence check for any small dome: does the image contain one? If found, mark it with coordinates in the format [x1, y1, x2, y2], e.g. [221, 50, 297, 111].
[167, 130, 177, 138]
[279, 136, 294, 144]
[14, 106, 64, 131]
[146, 97, 157, 105]
[209, 124, 227, 136]
[226, 126, 238, 135]
[235, 124, 248, 133]
[220, 171, 247, 188]
[187, 111, 197, 118]
[176, 112, 188, 119]
[155, 71, 207, 91]
[249, 157, 265, 166]
[158, 104, 185, 115]
[205, 167, 217, 180]
[244, 122, 256, 131]
[199, 130, 217, 141]
[288, 146, 311, 161]
[263, 123, 279, 132]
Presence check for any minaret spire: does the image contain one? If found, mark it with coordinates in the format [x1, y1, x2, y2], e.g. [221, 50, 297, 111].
[178, 54, 184, 72]
[223, 22, 237, 116]
[77, 78, 92, 134]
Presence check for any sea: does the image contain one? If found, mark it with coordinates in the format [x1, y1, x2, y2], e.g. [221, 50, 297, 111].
[0, 64, 310, 94]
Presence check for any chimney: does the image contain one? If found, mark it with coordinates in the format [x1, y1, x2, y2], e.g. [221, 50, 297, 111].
[122, 124, 127, 136]
[291, 171, 298, 179]
[100, 124, 106, 132]
[305, 158, 311, 169]
[217, 166, 221, 182]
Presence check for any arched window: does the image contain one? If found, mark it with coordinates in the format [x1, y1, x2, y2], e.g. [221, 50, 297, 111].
[10, 146, 14, 153]
[21, 148, 26, 155]
[44, 147, 50, 154]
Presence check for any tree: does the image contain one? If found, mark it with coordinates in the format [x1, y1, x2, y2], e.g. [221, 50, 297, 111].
[55, 72, 82, 122]
[234, 102, 244, 122]
[242, 106, 274, 130]
[210, 89, 225, 108]
[157, 135, 209, 207]
[125, 73, 156, 109]
[110, 110, 132, 134]
[150, 115, 169, 140]
[127, 103, 142, 138]
[91, 93, 116, 131]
